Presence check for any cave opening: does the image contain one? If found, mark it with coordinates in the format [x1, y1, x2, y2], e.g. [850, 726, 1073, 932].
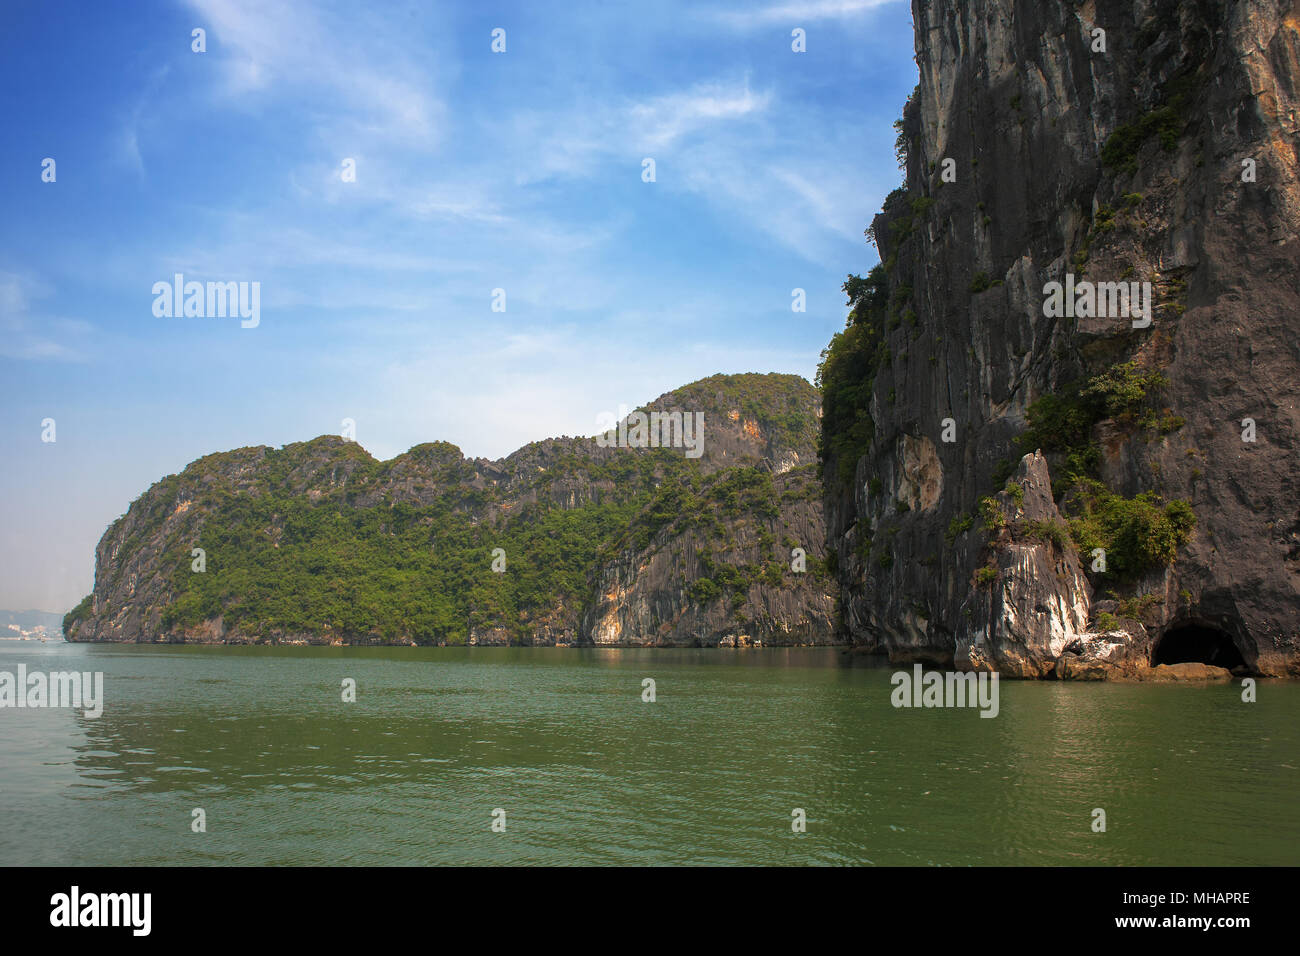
[1152, 623, 1246, 670]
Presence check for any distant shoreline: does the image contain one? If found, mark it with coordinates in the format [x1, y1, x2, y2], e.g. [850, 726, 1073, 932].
[58, 638, 846, 650]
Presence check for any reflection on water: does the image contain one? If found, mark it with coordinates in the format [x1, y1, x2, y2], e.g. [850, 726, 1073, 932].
[1, 642, 1297, 865]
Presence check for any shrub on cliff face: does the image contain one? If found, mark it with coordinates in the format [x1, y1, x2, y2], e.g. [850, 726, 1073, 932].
[1016, 361, 1169, 486]
[979, 497, 1005, 531]
[688, 578, 721, 603]
[632, 473, 698, 549]
[1021, 519, 1070, 551]
[1009, 362, 1195, 578]
[1100, 70, 1201, 174]
[62, 594, 93, 635]
[1095, 611, 1122, 632]
[842, 267, 889, 321]
[945, 513, 973, 544]
[1018, 391, 1096, 462]
[818, 269, 892, 485]
[892, 87, 919, 175]
[707, 468, 779, 519]
[1078, 362, 1169, 419]
[1065, 479, 1195, 579]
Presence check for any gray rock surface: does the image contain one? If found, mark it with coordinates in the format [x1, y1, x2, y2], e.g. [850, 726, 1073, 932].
[825, 0, 1300, 677]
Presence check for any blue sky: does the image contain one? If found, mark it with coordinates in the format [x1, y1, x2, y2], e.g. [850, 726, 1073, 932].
[0, 0, 916, 612]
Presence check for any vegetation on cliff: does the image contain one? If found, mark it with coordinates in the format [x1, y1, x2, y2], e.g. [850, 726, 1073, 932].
[817, 266, 892, 486]
[1014, 362, 1196, 578]
[1016, 361, 1173, 484]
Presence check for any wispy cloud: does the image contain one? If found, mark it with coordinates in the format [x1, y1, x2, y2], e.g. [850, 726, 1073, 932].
[709, 0, 903, 29]
[628, 82, 772, 150]
[0, 272, 93, 362]
[183, 0, 446, 149]
[117, 124, 145, 178]
[510, 79, 772, 182]
[114, 65, 170, 178]
[669, 125, 883, 263]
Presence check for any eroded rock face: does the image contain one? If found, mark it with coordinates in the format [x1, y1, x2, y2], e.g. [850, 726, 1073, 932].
[955, 453, 1092, 676]
[825, 0, 1300, 677]
[897, 435, 943, 512]
[581, 466, 837, 647]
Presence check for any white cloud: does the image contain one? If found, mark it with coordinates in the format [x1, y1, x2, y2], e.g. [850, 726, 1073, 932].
[710, 0, 903, 29]
[114, 65, 170, 178]
[183, 0, 445, 149]
[670, 129, 883, 263]
[511, 79, 773, 182]
[118, 125, 145, 177]
[627, 83, 773, 150]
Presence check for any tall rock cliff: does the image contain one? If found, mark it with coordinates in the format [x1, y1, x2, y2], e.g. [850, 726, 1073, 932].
[821, 0, 1300, 676]
[65, 373, 836, 647]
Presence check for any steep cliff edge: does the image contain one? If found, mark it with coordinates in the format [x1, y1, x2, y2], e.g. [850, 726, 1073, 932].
[821, 0, 1300, 676]
[65, 373, 837, 647]
[583, 463, 834, 647]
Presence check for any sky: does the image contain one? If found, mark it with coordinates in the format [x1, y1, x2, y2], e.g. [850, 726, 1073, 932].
[0, 0, 917, 612]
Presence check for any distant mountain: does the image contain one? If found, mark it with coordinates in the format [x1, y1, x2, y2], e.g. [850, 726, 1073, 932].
[0, 610, 64, 638]
[65, 373, 839, 647]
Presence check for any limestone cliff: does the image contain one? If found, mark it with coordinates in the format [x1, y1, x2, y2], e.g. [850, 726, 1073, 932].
[583, 464, 835, 648]
[65, 373, 838, 647]
[821, 0, 1300, 676]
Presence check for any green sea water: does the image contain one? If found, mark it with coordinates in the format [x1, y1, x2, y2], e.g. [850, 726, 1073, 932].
[1, 641, 1296, 866]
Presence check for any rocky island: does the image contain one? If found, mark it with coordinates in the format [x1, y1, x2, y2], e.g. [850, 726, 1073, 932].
[64, 374, 837, 649]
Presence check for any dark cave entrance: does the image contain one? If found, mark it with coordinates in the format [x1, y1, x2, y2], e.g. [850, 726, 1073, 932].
[1152, 623, 1246, 670]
